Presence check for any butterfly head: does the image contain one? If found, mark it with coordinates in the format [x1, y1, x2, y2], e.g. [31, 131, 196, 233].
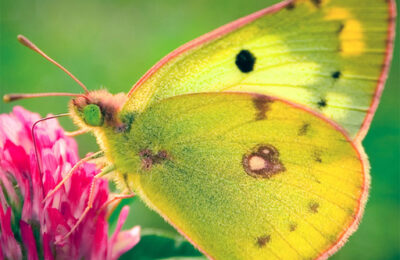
[70, 90, 127, 129]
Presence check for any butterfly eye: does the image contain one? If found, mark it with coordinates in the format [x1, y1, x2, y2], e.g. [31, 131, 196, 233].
[83, 104, 104, 126]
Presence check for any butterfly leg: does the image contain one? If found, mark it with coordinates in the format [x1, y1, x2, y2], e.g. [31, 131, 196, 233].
[65, 128, 89, 137]
[42, 150, 104, 203]
[60, 164, 116, 241]
[99, 192, 136, 219]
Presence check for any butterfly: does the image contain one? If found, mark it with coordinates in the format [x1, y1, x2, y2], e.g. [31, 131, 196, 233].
[5, 0, 396, 259]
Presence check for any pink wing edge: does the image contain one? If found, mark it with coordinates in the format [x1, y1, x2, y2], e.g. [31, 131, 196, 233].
[127, 0, 397, 144]
[126, 0, 397, 257]
[354, 0, 397, 144]
[137, 91, 371, 260]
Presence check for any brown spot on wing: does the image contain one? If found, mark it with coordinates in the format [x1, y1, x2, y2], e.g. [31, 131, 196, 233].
[252, 95, 272, 121]
[309, 202, 320, 213]
[298, 123, 310, 136]
[156, 150, 169, 161]
[337, 23, 345, 33]
[139, 149, 169, 170]
[286, 1, 295, 10]
[346, 207, 355, 216]
[289, 223, 297, 232]
[313, 150, 322, 163]
[311, 0, 322, 7]
[141, 157, 153, 170]
[257, 235, 271, 248]
[139, 149, 153, 158]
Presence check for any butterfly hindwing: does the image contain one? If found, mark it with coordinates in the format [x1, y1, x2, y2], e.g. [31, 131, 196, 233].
[124, 0, 395, 142]
[110, 93, 369, 259]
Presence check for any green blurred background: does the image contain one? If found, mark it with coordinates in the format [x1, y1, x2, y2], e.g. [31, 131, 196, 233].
[0, 0, 399, 259]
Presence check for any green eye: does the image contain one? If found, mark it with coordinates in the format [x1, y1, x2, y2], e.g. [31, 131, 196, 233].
[83, 104, 103, 126]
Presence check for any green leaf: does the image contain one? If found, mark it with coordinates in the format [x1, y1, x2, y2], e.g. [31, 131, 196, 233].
[120, 229, 204, 260]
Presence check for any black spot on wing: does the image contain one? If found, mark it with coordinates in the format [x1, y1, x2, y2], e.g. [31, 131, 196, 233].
[332, 71, 341, 79]
[317, 99, 327, 109]
[235, 49, 256, 73]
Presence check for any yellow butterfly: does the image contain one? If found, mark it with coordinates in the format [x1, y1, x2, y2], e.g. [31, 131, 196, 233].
[4, 0, 396, 259]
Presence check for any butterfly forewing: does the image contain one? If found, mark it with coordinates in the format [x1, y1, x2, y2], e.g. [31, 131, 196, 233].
[124, 0, 395, 142]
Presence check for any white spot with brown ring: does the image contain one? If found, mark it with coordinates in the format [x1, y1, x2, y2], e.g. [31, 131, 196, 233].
[242, 144, 286, 179]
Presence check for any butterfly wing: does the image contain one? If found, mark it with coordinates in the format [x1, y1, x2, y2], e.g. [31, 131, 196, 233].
[111, 93, 369, 259]
[124, 0, 396, 142]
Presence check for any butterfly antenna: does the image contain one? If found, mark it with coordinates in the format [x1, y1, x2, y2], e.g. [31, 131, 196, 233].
[17, 35, 89, 93]
[3, 92, 84, 102]
[31, 113, 70, 196]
